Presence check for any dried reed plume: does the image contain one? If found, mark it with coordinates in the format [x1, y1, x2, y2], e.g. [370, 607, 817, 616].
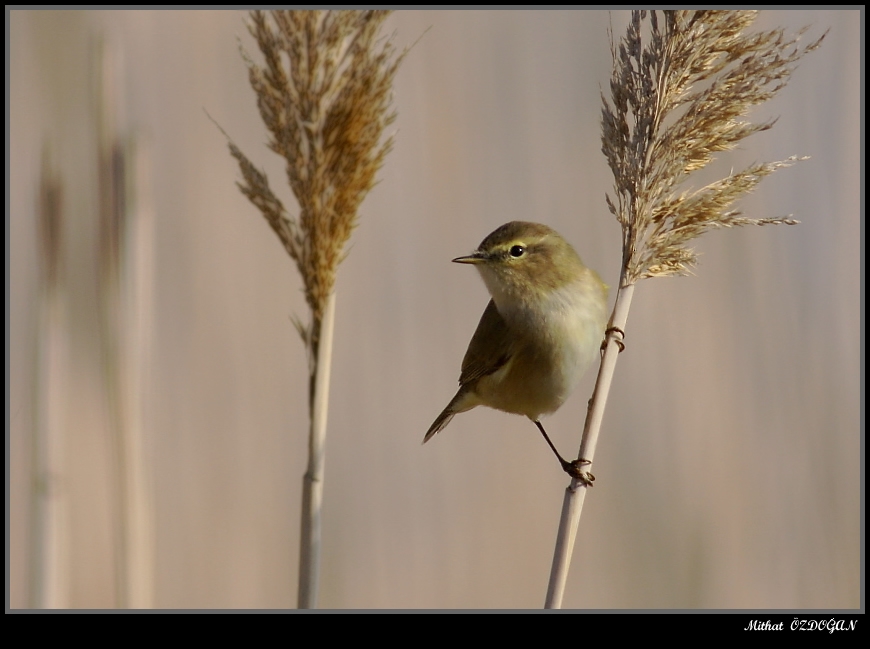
[546, 10, 825, 609]
[227, 9, 404, 608]
[603, 10, 825, 285]
[232, 9, 402, 322]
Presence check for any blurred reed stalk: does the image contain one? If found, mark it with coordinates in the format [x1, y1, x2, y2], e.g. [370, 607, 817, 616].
[29, 38, 155, 609]
[30, 150, 67, 608]
[545, 10, 825, 608]
[228, 10, 404, 608]
[94, 38, 155, 608]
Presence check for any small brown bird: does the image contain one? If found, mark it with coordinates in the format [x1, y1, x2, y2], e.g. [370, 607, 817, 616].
[424, 221, 608, 475]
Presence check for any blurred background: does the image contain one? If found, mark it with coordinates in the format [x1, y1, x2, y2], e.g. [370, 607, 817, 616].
[9, 10, 860, 609]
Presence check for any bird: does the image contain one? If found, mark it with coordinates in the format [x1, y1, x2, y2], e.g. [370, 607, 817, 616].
[423, 221, 609, 478]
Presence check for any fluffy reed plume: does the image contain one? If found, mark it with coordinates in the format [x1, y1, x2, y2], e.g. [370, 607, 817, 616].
[227, 10, 404, 608]
[232, 9, 402, 322]
[546, 10, 825, 609]
[602, 11, 824, 284]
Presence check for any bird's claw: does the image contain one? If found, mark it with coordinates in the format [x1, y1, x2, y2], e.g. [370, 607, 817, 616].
[560, 458, 595, 486]
[602, 326, 626, 353]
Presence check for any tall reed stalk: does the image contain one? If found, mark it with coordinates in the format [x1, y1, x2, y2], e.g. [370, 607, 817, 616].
[30, 151, 66, 608]
[227, 10, 404, 608]
[546, 10, 825, 608]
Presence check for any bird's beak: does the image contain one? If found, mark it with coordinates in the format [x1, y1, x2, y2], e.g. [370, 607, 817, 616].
[452, 252, 486, 265]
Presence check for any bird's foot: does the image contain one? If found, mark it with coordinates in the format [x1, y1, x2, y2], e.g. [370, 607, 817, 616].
[602, 326, 626, 354]
[559, 457, 595, 486]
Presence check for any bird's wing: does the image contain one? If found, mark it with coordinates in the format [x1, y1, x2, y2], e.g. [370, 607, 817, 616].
[458, 299, 513, 385]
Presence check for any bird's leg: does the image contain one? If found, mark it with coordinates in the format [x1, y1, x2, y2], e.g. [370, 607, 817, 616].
[534, 420, 595, 486]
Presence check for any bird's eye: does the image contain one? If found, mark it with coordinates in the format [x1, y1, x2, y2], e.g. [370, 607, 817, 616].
[509, 245, 525, 258]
